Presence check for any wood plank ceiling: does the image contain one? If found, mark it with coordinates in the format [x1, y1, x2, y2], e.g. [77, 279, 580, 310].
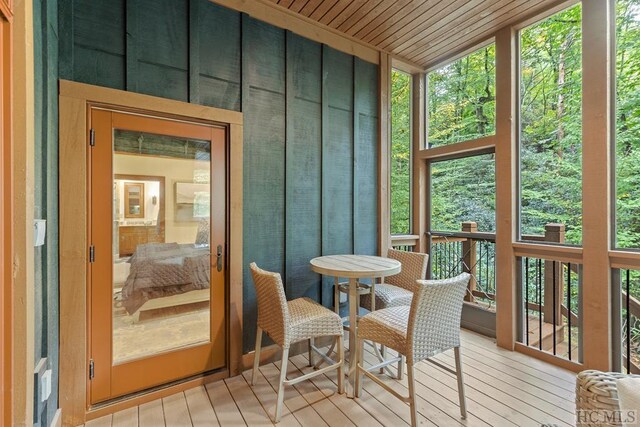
[266, 0, 564, 68]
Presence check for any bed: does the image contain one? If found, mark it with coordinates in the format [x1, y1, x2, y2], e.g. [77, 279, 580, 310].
[120, 242, 211, 317]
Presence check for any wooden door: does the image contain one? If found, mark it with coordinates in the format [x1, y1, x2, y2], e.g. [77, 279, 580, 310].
[89, 108, 227, 403]
[0, 2, 11, 425]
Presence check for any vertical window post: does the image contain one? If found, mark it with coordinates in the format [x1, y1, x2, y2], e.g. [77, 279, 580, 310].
[413, 72, 427, 253]
[582, 0, 613, 370]
[495, 26, 518, 350]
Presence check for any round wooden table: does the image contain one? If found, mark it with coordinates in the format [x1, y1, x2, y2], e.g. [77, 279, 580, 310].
[310, 255, 401, 395]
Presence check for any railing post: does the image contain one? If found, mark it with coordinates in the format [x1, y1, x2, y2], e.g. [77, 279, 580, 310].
[462, 221, 477, 301]
[543, 223, 565, 326]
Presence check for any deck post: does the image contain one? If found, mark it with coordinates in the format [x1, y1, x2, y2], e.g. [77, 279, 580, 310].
[494, 26, 517, 351]
[581, 0, 613, 370]
[461, 221, 477, 301]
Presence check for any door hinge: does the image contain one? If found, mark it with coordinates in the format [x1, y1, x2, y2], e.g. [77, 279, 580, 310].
[89, 128, 95, 147]
[89, 359, 95, 380]
[89, 245, 95, 263]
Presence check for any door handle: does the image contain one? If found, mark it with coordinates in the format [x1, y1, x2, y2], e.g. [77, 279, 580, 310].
[216, 244, 223, 272]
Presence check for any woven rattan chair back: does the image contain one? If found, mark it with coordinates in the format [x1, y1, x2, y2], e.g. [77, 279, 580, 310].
[576, 370, 640, 426]
[249, 262, 289, 347]
[406, 273, 470, 365]
[385, 248, 429, 292]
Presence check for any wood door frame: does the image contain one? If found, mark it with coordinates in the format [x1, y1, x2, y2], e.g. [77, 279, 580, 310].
[59, 80, 243, 426]
[0, 2, 12, 426]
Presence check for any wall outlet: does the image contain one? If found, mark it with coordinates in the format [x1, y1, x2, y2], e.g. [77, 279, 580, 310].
[34, 219, 46, 247]
[41, 369, 52, 402]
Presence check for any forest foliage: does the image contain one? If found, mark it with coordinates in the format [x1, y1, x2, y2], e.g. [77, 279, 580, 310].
[391, 0, 640, 250]
[390, 2, 640, 357]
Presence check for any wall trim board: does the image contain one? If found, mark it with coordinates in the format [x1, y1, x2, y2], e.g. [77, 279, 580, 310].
[11, 0, 35, 424]
[59, 80, 243, 425]
[378, 52, 391, 255]
[209, 0, 383, 65]
[59, 80, 243, 125]
[0, 4, 11, 427]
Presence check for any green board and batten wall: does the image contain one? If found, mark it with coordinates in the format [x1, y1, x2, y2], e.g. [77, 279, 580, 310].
[34, 0, 60, 425]
[57, 0, 379, 351]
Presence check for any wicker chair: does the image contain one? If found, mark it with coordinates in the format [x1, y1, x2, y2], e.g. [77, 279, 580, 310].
[359, 248, 429, 311]
[338, 248, 428, 379]
[576, 370, 640, 426]
[355, 273, 470, 427]
[333, 249, 428, 317]
[249, 263, 345, 422]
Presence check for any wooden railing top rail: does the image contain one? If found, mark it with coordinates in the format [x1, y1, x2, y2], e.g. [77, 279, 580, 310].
[429, 230, 497, 242]
[390, 234, 420, 247]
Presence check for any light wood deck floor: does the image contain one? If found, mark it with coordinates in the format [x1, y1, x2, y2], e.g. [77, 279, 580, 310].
[81, 330, 577, 427]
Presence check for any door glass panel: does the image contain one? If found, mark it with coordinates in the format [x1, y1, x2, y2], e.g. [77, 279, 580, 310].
[112, 129, 212, 364]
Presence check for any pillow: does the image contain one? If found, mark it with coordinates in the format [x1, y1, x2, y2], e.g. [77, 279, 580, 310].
[616, 377, 640, 427]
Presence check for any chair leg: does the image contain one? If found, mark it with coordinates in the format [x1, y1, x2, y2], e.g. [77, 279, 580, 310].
[379, 345, 385, 374]
[337, 334, 345, 394]
[275, 347, 290, 423]
[334, 277, 340, 315]
[354, 337, 365, 398]
[454, 346, 467, 419]
[407, 364, 417, 427]
[397, 355, 404, 380]
[308, 338, 314, 367]
[371, 279, 376, 312]
[251, 327, 262, 386]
